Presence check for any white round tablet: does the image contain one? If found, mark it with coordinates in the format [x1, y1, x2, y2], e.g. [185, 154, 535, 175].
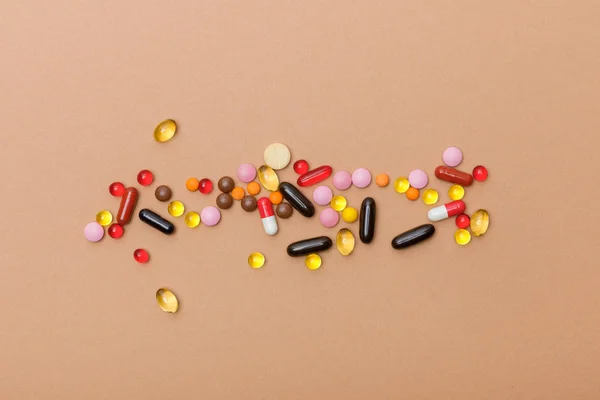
[263, 143, 291, 170]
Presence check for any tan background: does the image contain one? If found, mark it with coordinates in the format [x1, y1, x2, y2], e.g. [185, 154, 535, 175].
[2, 1, 600, 399]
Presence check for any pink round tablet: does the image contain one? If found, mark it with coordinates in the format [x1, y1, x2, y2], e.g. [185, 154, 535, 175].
[237, 163, 257, 183]
[408, 169, 428, 189]
[352, 168, 372, 188]
[84, 222, 104, 242]
[312, 185, 333, 206]
[332, 170, 352, 190]
[442, 146, 463, 167]
[319, 207, 339, 228]
[200, 206, 221, 227]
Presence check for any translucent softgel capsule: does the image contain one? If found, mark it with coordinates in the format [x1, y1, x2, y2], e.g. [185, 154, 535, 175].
[448, 185, 465, 200]
[154, 119, 177, 143]
[422, 189, 439, 205]
[454, 229, 471, 245]
[258, 165, 280, 191]
[393, 177, 410, 193]
[305, 254, 322, 270]
[168, 200, 185, 217]
[96, 210, 113, 226]
[470, 209, 490, 236]
[336, 228, 355, 256]
[156, 288, 179, 313]
[330, 196, 347, 211]
[185, 211, 200, 228]
[248, 252, 265, 269]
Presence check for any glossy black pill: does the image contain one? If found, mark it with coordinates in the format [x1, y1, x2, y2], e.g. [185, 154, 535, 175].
[359, 197, 376, 244]
[287, 236, 332, 257]
[139, 209, 175, 235]
[391, 224, 435, 249]
[278, 182, 315, 218]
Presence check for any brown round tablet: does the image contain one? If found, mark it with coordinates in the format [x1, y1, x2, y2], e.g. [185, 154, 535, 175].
[155, 185, 172, 202]
[216, 193, 233, 209]
[276, 202, 293, 218]
[241, 195, 257, 212]
[218, 176, 235, 193]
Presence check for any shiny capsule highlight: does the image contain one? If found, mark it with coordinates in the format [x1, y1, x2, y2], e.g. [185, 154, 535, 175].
[156, 288, 179, 313]
[336, 228, 355, 256]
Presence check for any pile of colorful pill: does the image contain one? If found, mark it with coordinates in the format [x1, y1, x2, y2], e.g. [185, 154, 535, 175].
[83, 120, 491, 313]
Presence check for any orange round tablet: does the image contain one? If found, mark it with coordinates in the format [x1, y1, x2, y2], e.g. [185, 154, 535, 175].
[375, 173, 389, 187]
[406, 187, 419, 201]
[247, 181, 261, 195]
[186, 177, 199, 191]
[231, 187, 245, 200]
[269, 191, 283, 205]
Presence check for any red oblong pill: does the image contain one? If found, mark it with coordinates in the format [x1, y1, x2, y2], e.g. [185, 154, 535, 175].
[297, 165, 332, 187]
[434, 166, 474, 186]
[117, 187, 139, 225]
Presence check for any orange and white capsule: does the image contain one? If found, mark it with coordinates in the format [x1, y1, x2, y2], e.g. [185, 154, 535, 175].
[427, 200, 466, 222]
[257, 197, 278, 235]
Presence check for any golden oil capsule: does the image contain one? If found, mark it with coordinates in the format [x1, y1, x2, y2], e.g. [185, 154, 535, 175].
[470, 209, 490, 236]
[154, 119, 177, 143]
[336, 228, 355, 256]
[156, 288, 179, 313]
[257, 165, 280, 191]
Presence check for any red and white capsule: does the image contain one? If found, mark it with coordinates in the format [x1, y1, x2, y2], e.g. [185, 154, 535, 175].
[427, 200, 466, 222]
[257, 197, 278, 235]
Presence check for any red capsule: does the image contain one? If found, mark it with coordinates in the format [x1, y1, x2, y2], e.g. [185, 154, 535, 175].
[257, 197, 278, 236]
[117, 187, 138, 225]
[297, 165, 332, 187]
[434, 166, 473, 186]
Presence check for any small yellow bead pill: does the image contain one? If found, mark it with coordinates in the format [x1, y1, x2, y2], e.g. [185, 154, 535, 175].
[330, 196, 347, 211]
[422, 189, 439, 205]
[305, 254, 322, 270]
[454, 229, 471, 245]
[341, 206, 358, 223]
[393, 177, 410, 193]
[184, 211, 200, 228]
[248, 252, 265, 268]
[96, 210, 113, 226]
[448, 185, 465, 200]
[168, 200, 185, 217]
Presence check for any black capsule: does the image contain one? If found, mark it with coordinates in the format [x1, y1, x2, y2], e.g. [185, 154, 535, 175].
[286, 236, 332, 257]
[359, 197, 376, 243]
[391, 224, 435, 249]
[139, 209, 175, 235]
[278, 182, 315, 218]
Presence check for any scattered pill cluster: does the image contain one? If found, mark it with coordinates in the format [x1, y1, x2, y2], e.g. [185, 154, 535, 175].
[84, 120, 491, 313]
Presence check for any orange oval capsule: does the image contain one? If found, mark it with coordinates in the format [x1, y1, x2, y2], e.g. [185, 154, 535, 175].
[297, 165, 332, 187]
[117, 187, 138, 225]
[434, 166, 474, 186]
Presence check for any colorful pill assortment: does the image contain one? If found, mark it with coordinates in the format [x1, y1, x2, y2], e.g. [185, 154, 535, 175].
[84, 125, 492, 313]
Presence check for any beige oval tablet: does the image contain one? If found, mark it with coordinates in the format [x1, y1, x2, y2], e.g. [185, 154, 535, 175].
[264, 143, 291, 170]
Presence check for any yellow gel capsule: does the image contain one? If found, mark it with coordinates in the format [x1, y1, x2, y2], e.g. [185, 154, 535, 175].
[393, 177, 410, 193]
[470, 209, 490, 237]
[154, 119, 177, 143]
[257, 165, 280, 191]
[305, 254, 322, 270]
[341, 206, 358, 223]
[331, 196, 347, 211]
[184, 211, 200, 228]
[454, 229, 471, 245]
[422, 189, 439, 205]
[248, 252, 265, 269]
[168, 200, 185, 217]
[448, 185, 465, 200]
[156, 288, 179, 313]
[96, 210, 113, 226]
[336, 228, 355, 256]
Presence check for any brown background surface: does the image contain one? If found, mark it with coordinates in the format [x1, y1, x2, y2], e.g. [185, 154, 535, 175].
[2, 1, 600, 399]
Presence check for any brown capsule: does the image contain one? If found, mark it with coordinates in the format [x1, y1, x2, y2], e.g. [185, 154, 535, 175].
[434, 166, 473, 186]
[218, 176, 235, 193]
[154, 185, 172, 202]
[276, 202, 293, 218]
[216, 193, 233, 209]
[241, 195, 257, 212]
[117, 187, 138, 225]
